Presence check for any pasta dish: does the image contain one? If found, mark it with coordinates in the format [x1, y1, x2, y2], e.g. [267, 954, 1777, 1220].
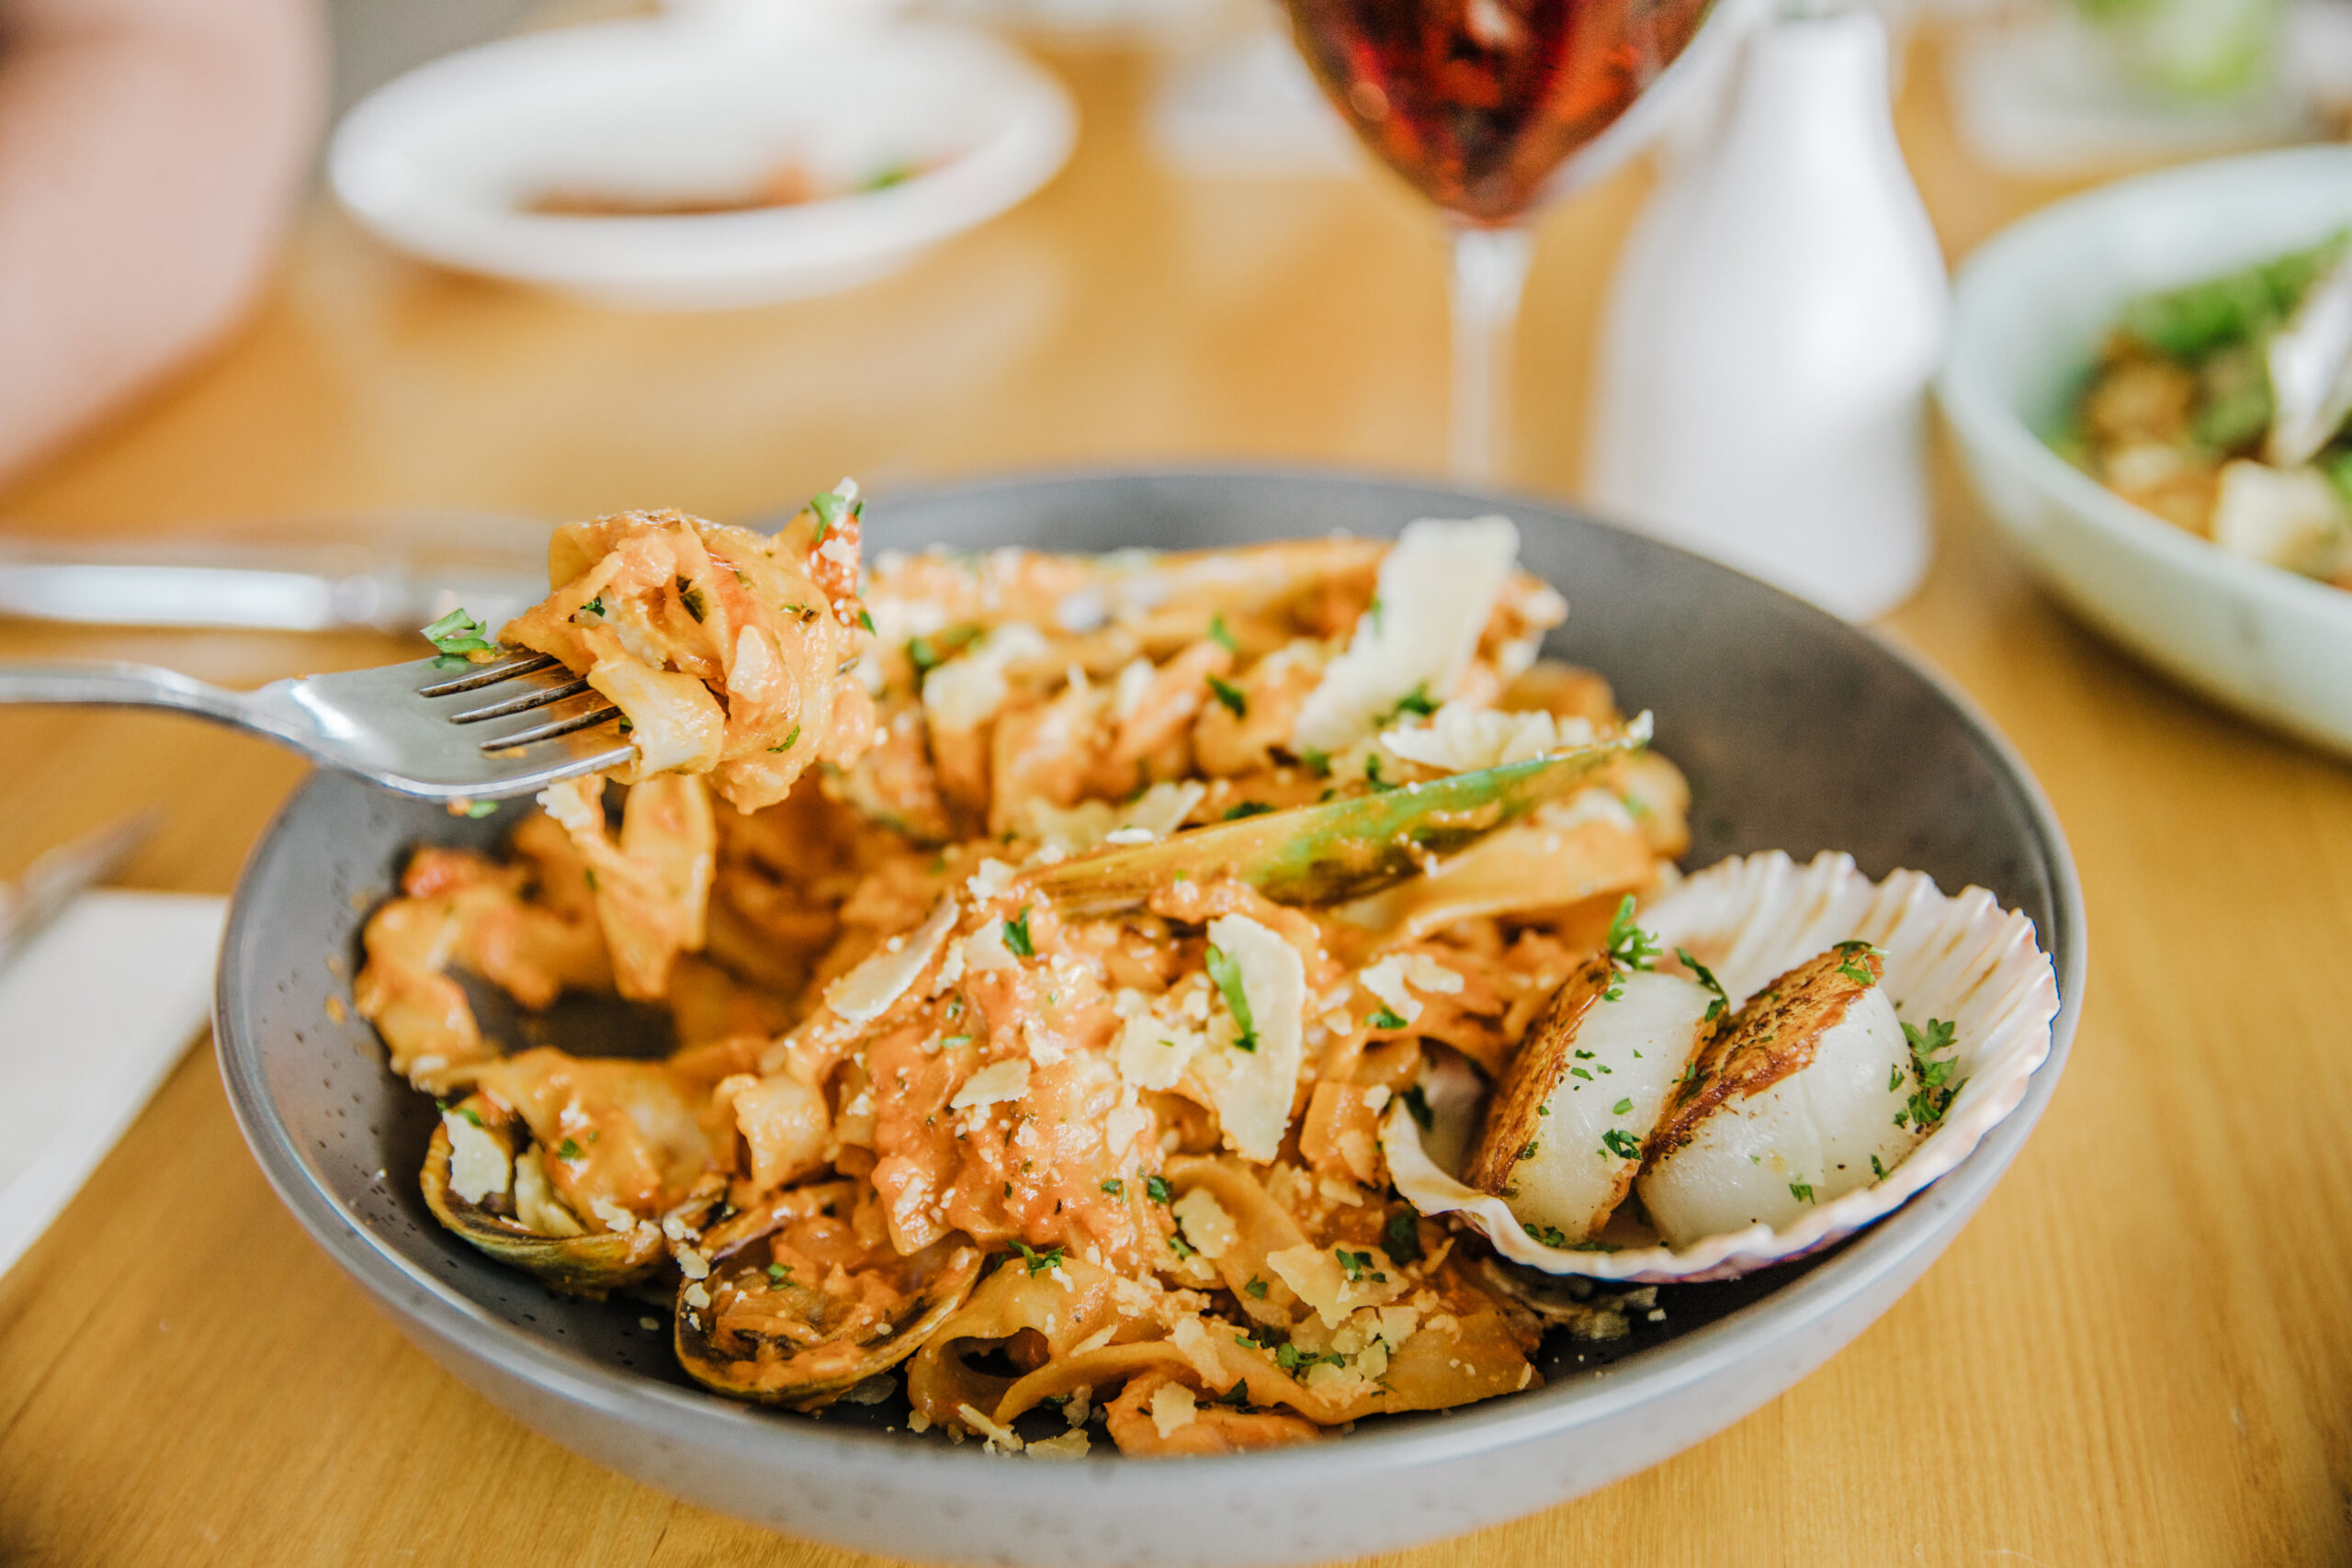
[355, 491, 1985, 1456]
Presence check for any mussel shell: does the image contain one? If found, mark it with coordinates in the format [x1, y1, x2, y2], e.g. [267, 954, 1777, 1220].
[419, 1100, 694, 1299]
[673, 1199, 983, 1410]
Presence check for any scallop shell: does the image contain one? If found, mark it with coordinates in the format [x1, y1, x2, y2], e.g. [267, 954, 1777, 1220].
[1382, 850, 2061, 1282]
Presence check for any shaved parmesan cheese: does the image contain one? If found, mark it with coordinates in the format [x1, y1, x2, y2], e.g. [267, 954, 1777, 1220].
[958, 1403, 1023, 1452]
[1290, 517, 1521, 754]
[950, 1058, 1030, 1111]
[1379, 701, 1595, 773]
[967, 858, 1017, 902]
[444, 1111, 509, 1204]
[1201, 915, 1306, 1163]
[1171, 1188, 1238, 1259]
[1024, 780, 1206, 855]
[1116, 1008, 1204, 1092]
[1360, 952, 1464, 1027]
[1265, 1244, 1405, 1330]
[1148, 1381, 1198, 1438]
[1358, 956, 1423, 1025]
[824, 897, 959, 1024]
[922, 624, 1047, 733]
[1112, 656, 1155, 719]
[1027, 1429, 1091, 1460]
[961, 922, 1017, 973]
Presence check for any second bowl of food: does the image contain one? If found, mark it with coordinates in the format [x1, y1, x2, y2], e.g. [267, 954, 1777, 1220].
[218, 469, 2082, 1567]
[1941, 144, 2352, 755]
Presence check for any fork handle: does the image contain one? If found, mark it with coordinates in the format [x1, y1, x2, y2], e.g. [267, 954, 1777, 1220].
[0, 660, 255, 728]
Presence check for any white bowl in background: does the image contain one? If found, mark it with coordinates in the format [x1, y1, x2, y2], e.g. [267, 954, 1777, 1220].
[328, 8, 1077, 310]
[1939, 145, 2352, 756]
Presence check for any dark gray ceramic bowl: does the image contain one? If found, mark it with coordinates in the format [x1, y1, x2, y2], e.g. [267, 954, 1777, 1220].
[217, 469, 2085, 1568]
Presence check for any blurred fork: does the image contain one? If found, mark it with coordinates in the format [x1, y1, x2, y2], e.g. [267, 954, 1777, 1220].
[0, 649, 634, 801]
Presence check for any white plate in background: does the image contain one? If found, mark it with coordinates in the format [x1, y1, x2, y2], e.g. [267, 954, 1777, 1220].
[329, 7, 1076, 310]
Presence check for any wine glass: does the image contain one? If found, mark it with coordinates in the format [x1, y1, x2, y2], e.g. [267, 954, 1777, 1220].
[1279, 0, 1735, 479]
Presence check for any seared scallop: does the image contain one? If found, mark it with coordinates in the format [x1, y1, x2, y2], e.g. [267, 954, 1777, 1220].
[1463, 955, 1717, 1247]
[1637, 942, 1919, 1246]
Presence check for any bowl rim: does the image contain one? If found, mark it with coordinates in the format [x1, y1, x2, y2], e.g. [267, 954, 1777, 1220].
[1938, 141, 2352, 627]
[213, 464, 2086, 1487]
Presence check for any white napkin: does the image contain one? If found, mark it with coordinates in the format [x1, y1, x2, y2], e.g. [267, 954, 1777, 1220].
[0, 890, 226, 1280]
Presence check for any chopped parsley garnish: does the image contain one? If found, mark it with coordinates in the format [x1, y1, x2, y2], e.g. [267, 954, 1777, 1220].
[667, 576, 705, 622]
[907, 625, 980, 673]
[1385, 682, 1437, 721]
[1890, 1064, 1904, 1091]
[941, 1033, 972, 1048]
[578, 595, 605, 617]
[1300, 746, 1331, 778]
[1100, 1178, 1124, 1198]
[1522, 1222, 1568, 1247]
[1002, 907, 1035, 958]
[1208, 614, 1238, 652]
[1600, 1128, 1642, 1160]
[557, 1137, 582, 1161]
[1169, 1235, 1197, 1261]
[1243, 1276, 1270, 1300]
[1010, 1240, 1065, 1276]
[1569, 1067, 1593, 1081]
[1205, 943, 1257, 1052]
[1602, 896, 1663, 1000]
[1677, 946, 1729, 1022]
[1789, 1181, 1815, 1203]
[1222, 801, 1274, 821]
[1611, 1098, 1633, 1115]
[1366, 594, 1384, 634]
[1370, 1006, 1408, 1032]
[1897, 1018, 1963, 1132]
[1335, 1248, 1387, 1284]
[1870, 1154, 1887, 1179]
[1517, 1141, 1539, 1163]
[1399, 1083, 1433, 1131]
[421, 608, 493, 660]
[1363, 755, 1396, 792]
[453, 1105, 483, 1127]
[1146, 1175, 1171, 1207]
[766, 1262, 794, 1284]
[1834, 940, 1883, 987]
[1275, 1342, 1343, 1374]
[1383, 1210, 1422, 1263]
[1206, 673, 1248, 717]
[767, 723, 801, 754]
[462, 799, 498, 818]
[808, 490, 854, 542]
[857, 607, 876, 635]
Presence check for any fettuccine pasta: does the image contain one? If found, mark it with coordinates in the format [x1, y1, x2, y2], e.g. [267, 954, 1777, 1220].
[357, 496, 1688, 1455]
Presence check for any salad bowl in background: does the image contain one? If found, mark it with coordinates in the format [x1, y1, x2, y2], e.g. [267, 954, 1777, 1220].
[1940, 145, 2352, 757]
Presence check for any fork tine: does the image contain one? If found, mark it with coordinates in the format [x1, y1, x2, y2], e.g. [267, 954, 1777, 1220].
[482, 703, 624, 750]
[447, 676, 593, 724]
[416, 650, 558, 698]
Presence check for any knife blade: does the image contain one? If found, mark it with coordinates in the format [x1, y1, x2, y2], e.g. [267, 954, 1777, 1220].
[0, 513, 551, 635]
[0, 807, 162, 974]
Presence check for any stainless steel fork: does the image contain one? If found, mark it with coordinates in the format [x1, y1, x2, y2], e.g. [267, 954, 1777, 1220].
[0, 650, 634, 800]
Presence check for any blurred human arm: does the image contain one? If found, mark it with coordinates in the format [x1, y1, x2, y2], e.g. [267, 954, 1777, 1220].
[0, 0, 323, 479]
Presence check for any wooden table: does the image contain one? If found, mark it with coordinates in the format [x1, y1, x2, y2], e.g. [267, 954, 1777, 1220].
[3, 24, 2347, 1568]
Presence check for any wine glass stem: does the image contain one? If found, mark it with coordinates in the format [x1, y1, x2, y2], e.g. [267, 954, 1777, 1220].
[1447, 222, 1535, 483]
